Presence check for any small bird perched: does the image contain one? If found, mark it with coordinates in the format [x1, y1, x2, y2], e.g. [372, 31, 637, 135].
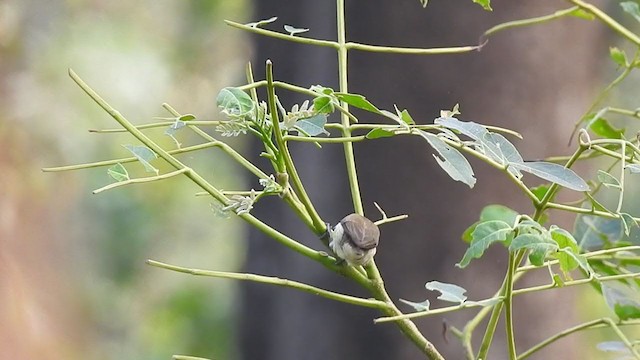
[326, 213, 380, 266]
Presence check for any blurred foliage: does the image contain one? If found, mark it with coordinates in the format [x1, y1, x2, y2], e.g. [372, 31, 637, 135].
[1, 0, 249, 359]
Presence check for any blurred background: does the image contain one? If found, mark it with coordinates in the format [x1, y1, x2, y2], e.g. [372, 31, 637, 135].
[2, 0, 639, 359]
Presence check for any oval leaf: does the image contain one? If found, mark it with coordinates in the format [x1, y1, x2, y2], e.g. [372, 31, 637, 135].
[294, 114, 329, 136]
[216, 87, 254, 117]
[457, 220, 512, 268]
[417, 131, 476, 188]
[335, 93, 381, 114]
[508, 161, 589, 192]
[366, 128, 395, 139]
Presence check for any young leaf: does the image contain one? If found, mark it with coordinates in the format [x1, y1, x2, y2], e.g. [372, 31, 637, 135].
[335, 93, 381, 114]
[530, 184, 550, 202]
[440, 103, 461, 118]
[366, 128, 395, 139]
[178, 114, 196, 121]
[597, 170, 621, 189]
[284, 24, 309, 36]
[508, 161, 589, 192]
[480, 204, 519, 225]
[550, 227, 579, 272]
[217, 87, 255, 117]
[435, 117, 512, 166]
[509, 233, 557, 266]
[602, 282, 640, 320]
[418, 0, 428, 8]
[417, 131, 476, 188]
[400, 298, 430, 312]
[473, 0, 492, 11]
[425, 281, 467, 304]
[589, 117, 624, 139]
[568, 8, 595, 20]
[394, 105, 415, 125]
[123, 145, 159, 175]
[457, 220, 512, 268]
[313, 95, 335, 114]
[557, 248, 593, 275]
[246, 16, 278, 28]
[609, 47, 628, 67]
[621, 1, 640, 23]
[294, 114, 329, 136]
[107, 163, 129, 182]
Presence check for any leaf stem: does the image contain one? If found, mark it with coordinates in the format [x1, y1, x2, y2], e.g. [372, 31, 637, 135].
[93, 168, 189, 194]
[505, 252, 518, 359]
[483, 6, 579, 38]
[147, 259, 387, 309]
[569, 0, 640, 46]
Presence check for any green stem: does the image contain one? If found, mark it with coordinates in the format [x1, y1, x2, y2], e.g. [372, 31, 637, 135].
[483, 6, 579, 38]
[569, 0, 640, 46]
[265, 61, 325, 232]
[283, 134, 367, 143]
[345, 41, 481, 55]
[147, 259, 387, 309]
[504, 252, 518, 359]
[93, 168, 189, 194]
[67, 69, 370, 286]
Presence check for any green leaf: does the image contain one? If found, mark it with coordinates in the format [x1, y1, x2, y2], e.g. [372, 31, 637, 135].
[550, 226, 579, 272]
[597, 170, 621, 189]
[335, 93, 381, 114]
[480, 204, 519, 224]
[461, 221, 479, 243]
[557, 248, 593, 275]
[509, 233, 557, 266]
[294, 114, 329, 136]
[417, 131, 476, 188]
[313, 95, 334, 114]
[457, 220, 512, 268]
[246, 16, 278, 28]
[366, 128, 395, 139]
[473, 0, 492, 11]
[602, 282, 640, 320]
[609, 47, 628, 67]
[585, 193, 612, 213]
[621, 1, 640, 22]
[123, 145, 159, 175]
[530, 184, 550, 202]
[589, 117, 624, 139]
[399, 298, 430, 312]
[107, 163, 129, 182]
[508, 161, 589, 192]
[567, 8, 595, 20]
[425, 281, 467, 304]
[178, 114, 196, 121]
[395, 105, 415, 125]
[284, 24, 309, 36]
[217, 87, 255, 117]
[574, 214, 624, 250]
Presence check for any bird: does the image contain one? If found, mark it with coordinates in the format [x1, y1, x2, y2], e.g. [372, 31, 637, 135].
[325, 213, 380, 266]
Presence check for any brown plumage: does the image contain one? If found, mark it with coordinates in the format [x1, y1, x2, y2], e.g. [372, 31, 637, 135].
[340, 213, 379, 250]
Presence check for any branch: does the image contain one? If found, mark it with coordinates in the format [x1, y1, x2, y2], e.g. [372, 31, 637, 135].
[93, 168, 190, 194]
[147, 260, 387, 309]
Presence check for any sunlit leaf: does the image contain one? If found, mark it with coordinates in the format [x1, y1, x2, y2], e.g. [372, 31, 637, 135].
[602, 282, 640, 320]
[417, 131, 476, 188]
[462, 205, 518, 243]
[217, 87, 255, 117]
[400, 298, 430, 312]
[567, 8, 595, 20]
[473, 0, 492, 11]
[589, 117, 624, 139]
[425, 281, 467, 304]
[246, 16, 278, 28]
[530, 184, 550, 202]
[107, 163, 129, 182]
[335, 93, 381, 114]
[366, 128, 395, 139]
[509, 161, 589, 192]
[440, 103, 461, 118]
[294, 114, 329, 136]
[284, 24, 309, 36]
[123, 145, 159, 175]
[178, 114, 196, 121]
[550, 226, 579, 272]
[313, 95, 334, 114]
[457, 220, 512, 268]
[610, 47, 628, 67]
[621, 1, 640, 23]
[395, 105, 415, 125]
